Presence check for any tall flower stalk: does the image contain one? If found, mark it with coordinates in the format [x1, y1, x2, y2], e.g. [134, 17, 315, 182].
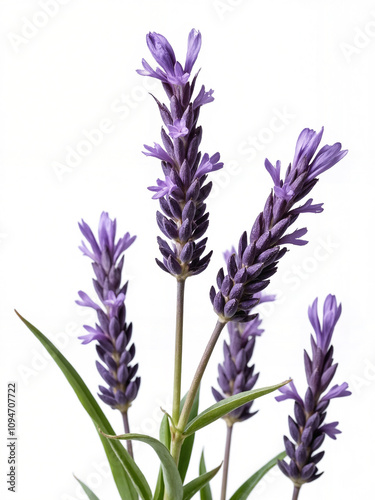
[276, 295, 351, 499]
[137, 29, 222, 438]
[212, 290, 275, 500]
[76, 212, 139, 457]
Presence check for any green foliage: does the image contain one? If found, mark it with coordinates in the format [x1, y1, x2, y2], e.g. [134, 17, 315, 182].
[17, 312, 143, 500]
[74, 476, 101, 500]
[101, 432, 183, 500]
[229, 451, 287, 500]
[199, 451, 213, 500]
[183, 382, 290, 436]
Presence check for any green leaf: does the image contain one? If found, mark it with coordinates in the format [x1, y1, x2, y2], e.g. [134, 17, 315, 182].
[16, 312, 147, 500]
[183, 381, 290, 437]
[178, 387, 200, 483]
[183, 461, 221, 500]
[199, 451, 212, 500]
[229, 451, 287, 500]
[159, 413, 172, 449]
[74, 476, 101, 500]
[153, 414, 171, 500]
[101, 432, 183, 500]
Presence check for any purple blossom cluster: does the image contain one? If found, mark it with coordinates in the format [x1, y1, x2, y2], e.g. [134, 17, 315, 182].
[210, 128, 347, 323]
[76, 212, 140, 413]
[212, 287, 276, 425]
[276, 295, 351, 489]
[137, 30, 223, 280]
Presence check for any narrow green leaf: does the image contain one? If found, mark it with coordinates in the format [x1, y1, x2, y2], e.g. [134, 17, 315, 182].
[199, 451, 212, 500]
[153, 414, 171, 500]
[16, 312, 148, 500]
[101, 432, 183, 500]
[178, 387, 200, 483]
[99, 435, 138, 500]
[74, 476, 101, 500]
[229, 451, 287, 500]
[183, 381, 290, 437]
[159, 413, 172, 449]
[183, 462, 221, 500]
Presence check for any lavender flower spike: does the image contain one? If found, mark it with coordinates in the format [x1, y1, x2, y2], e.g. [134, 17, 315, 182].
[210, 128, 347, 323]
[212, 290, 276, 426]
[138, 29, 222, 280]
[76, 212, 140, 414]
[276, 295, 351, 493]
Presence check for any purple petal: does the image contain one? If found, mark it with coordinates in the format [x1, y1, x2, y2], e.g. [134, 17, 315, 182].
[184, 29, 202, 74]
[193, 85, 214, 109]
[320, 421, 342, 440]
[275, 380, 304, 406]
[277, 227, 308, 246]
[321, 382, 351, 402]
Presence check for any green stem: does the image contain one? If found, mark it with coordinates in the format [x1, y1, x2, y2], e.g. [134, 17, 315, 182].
[220, 424, 233, 500]
[170, 319, 226, 463]
[292, 485, 301, 500]
[121, 411, 133, 459]
[172, 279, 186, 427]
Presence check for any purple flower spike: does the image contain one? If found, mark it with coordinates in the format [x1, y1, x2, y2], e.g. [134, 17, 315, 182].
[210, 128, 347, 323]
[77, 212, 140, 414]
[138, 29, 222, 280]
[212, 288, 275, 425]
[276, 295, 351, 491]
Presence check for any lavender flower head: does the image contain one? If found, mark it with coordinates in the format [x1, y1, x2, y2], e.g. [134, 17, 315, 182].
[210, 128, 347, 323]
[76, 212, 140, 413]
[212, 285, 276, 426]
[137, 29, 223, 280]
[276, 295, 351, 489]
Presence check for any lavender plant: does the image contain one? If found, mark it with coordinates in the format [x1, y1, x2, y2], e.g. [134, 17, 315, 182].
[276, 295, 351, 500]
[212, 288, 276, 499]
[76, 211, 139, 457]
[137, 29, 222, 280]
[16, 28, 350, 500]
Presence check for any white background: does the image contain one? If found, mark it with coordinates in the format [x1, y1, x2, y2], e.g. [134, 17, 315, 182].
[1, 1, 374, 499]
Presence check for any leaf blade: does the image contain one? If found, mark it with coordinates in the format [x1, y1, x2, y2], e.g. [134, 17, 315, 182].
[153, 414, 171, 500]
[178, 387, 200, 483]
[199, 451, 212, 500]
[74, 476, 101, 500]
[183, 462, 221, 500]
[229, 451, 287, 500]
[183, 381, 290, 436]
